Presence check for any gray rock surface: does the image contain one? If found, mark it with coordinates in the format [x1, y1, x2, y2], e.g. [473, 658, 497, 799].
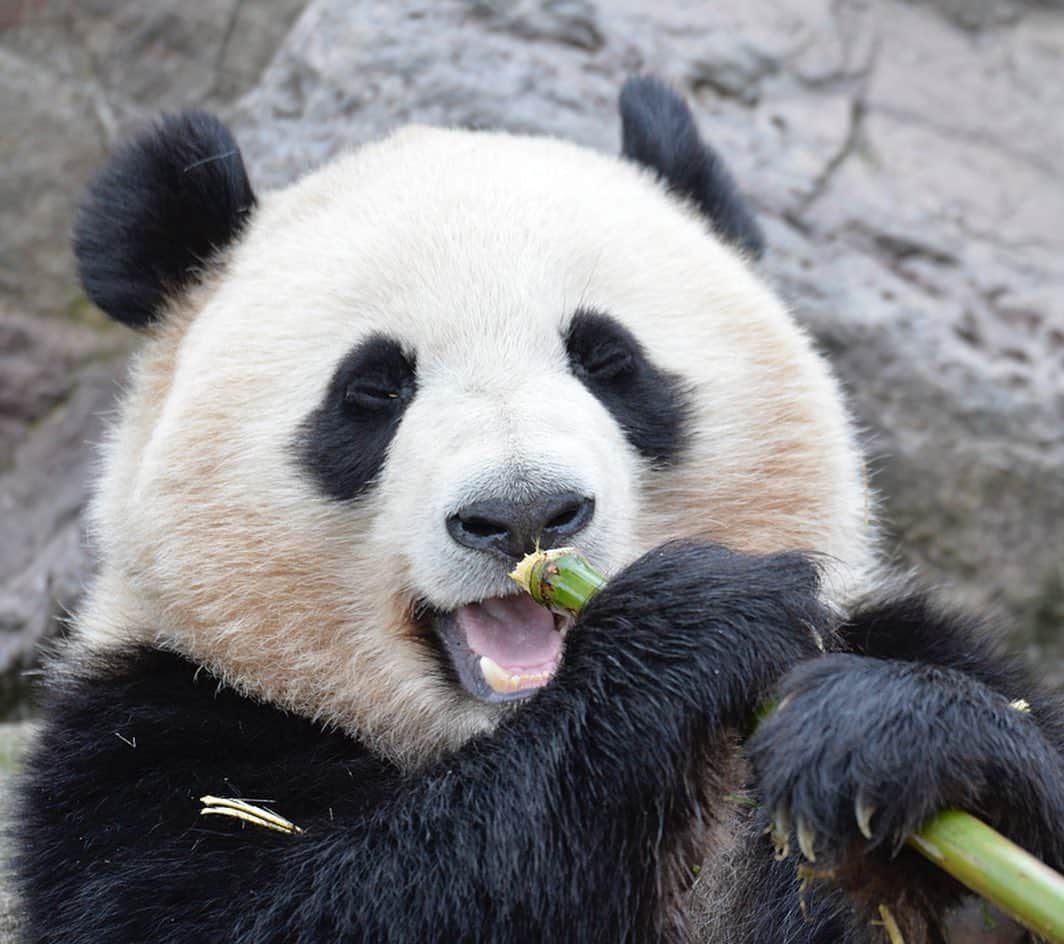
[0, 888, 16, 944]
[0, 0, 309, 320]
[0, 0, 1062, 937]
[0, 723, 34, 940]
[3, 0, 1060, 701]
[0, 309, 129, 717]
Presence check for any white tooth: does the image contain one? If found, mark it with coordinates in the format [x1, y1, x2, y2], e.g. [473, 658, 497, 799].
[479, 656, 512, 693]
[480, 656, 558, 694]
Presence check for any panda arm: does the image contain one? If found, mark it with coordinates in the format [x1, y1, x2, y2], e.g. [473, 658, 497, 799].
[749, 591, 1064, 933]
[16, 542, 826, 944]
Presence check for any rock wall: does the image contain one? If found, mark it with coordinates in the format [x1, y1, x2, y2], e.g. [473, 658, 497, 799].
[0, 722, 34, 940]
[1, 0, 1062, 938]
[4, 0, 1060, 713]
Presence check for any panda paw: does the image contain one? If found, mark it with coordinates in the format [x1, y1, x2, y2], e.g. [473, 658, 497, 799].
[573, 540, 828, 709]
[747, 654, 1064, 872]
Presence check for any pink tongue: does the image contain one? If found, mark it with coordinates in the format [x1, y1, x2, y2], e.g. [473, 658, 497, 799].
[455, 594, 561, 671]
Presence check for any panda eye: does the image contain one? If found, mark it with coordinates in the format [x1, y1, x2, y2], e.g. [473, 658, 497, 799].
[333, 336, 417, 417]
[343, 378, 412, 412]
[565, 312, 638, 383]
[577, 342, 634, 381]
[563, 309, 690, 467]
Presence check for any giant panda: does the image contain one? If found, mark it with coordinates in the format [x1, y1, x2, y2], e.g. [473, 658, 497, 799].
[13, 77, 1064, 944]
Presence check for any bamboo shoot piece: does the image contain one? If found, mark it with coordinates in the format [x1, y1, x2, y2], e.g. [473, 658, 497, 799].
[510, 547, 1064, 944]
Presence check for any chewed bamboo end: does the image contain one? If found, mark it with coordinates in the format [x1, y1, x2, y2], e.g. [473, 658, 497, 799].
[509, 547, 578, 602]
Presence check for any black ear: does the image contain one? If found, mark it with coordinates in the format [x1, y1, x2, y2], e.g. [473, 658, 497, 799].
[619, 76, 764, 259]
[74, 112, 256, 329]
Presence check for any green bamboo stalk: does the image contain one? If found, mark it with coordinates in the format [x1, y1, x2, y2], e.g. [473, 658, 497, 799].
[910, 811, 1064, 942]
[510, 546, 607, 616]
[510, 547, 1064, 944]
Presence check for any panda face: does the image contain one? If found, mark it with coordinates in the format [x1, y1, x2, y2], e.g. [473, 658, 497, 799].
[80, 124, 874, 767]
[273, 132, 700, 705]
[290, 302, 693, 703]
[293, 317, 644, 704]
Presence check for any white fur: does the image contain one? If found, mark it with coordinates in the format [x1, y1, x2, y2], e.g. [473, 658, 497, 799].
[78, 126, 877, 767]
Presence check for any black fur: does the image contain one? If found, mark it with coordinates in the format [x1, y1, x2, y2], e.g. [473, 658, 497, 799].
[296, 335, 417, 501]
[74, 111, 256, 328]
[749, 590, 1064, 940]
[565, 308, 691, 466]
[15, 542, 832, 944]
[619, 75, 764, 258]
[16, 548, 1064, 942]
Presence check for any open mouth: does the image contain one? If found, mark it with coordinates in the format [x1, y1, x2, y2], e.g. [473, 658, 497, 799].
[428, 593, 573, 703]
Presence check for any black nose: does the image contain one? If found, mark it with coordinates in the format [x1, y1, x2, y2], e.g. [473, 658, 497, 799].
[446, 492, 595, 560]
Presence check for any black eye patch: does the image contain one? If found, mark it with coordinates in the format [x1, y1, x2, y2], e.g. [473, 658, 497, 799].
[565, 309, 690, 467]
[296, 335, 417, 501]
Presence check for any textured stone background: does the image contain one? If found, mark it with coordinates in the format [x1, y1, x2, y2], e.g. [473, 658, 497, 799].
[1, 0, 1061, 938]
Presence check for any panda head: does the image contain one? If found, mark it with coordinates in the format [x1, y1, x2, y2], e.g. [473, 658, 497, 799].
[75, 78, 873, 767]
